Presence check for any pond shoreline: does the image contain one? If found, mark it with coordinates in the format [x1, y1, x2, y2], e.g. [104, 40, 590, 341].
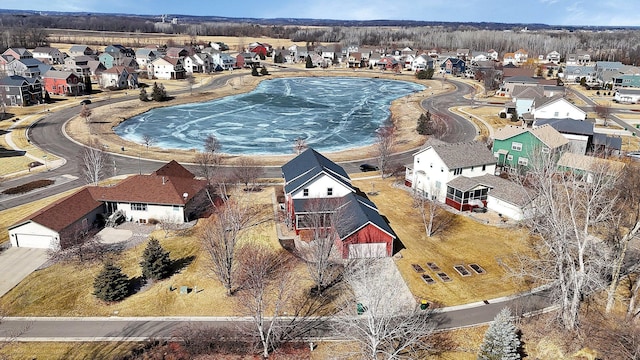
[66, 69, 454, 166]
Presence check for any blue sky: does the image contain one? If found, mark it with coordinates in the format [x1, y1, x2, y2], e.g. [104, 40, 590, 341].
[2, 0, 639, 27]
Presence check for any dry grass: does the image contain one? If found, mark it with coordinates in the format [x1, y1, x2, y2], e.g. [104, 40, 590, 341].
[0, 186, 316, 317]
[0, 188, 78, 245]
[352, 178, 533, 306]
[0, 341, 139, 360]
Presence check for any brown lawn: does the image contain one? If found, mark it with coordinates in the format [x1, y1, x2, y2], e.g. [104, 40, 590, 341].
[352, 178, 533, 306]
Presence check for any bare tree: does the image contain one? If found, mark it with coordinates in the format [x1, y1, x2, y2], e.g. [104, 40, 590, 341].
[595, 103, 613, 127]
[236, 242, 299, 359]
[158, 213, 181, 238]
[376, 124, 395, 178]
[80, 140, 112, 186]
[293, 137, 308, 155]
[186, 74, 196, 95]
[194, 151, 224, 205]
[203, 133, 221, 153]
[412, 191, 455, 237]
[141, 134, 156, 149]
[295, 197, 346, 295]
[333, 259, 442, 359]
[49, 224, 111, 264]
[79, 104, 92, 123]
[200, 199, 266, 296]
[517, 150, 621, 330]
[233, 157, 264, 191]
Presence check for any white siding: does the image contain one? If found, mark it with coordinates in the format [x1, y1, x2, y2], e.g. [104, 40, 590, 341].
[534, 100, 586, 120]
[9, 222, 59, 249]
[116, 203, 185, 223]
[487, 196, 524, 221]
[290, 174, 353, 199]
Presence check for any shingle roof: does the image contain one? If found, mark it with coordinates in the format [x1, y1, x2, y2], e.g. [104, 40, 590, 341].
[9, 187, 104, 233]
[447, 174, 532, 207]
[557, 152, 625, 173]
[493, 125, 528, 141]
[417, 141, 497, 169]
[43, 70, 76, 79]
[0, 75, 37, 86]
[504, 76, 539, 83]
[592, 133, 622, 150]
[334, 193, 396, 240]
[512, 85, 544, 99]
[530, 124, 569, 148]
[282, 148, 352, 194]
[534, 119, 594, 136]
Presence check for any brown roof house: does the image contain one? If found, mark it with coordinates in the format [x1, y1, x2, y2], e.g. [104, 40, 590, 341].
[8, 161, 209, 249]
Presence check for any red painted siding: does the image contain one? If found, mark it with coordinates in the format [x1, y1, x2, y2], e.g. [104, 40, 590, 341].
[340, 223, 394, 259]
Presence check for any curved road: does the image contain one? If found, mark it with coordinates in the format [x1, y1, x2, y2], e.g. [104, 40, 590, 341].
[0, 74, 476, 210]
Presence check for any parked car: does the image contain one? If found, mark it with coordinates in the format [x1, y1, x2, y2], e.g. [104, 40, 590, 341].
[626, 151, 640, 160]
[359, 163, 379, 172]
[80, 99, 91, 105]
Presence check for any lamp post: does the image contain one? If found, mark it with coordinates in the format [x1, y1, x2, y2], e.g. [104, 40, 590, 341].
[42, 154, 47, 170]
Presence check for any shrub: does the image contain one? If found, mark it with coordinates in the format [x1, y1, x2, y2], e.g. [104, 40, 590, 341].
[147, 218, 159, 225]
[2, 179, 55, 195]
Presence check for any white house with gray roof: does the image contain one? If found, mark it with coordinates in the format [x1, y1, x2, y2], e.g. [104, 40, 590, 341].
[408, 141, 497, 203]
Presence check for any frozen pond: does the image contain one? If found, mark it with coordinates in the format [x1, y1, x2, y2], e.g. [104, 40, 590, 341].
[115, 77, 426, 155]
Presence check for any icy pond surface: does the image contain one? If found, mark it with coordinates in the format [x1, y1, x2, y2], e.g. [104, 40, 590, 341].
[115, 77, 426, 155]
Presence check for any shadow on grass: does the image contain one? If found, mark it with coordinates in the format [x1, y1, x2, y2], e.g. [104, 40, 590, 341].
[170, 255, 196, 276]
[129, 275, 147, 296]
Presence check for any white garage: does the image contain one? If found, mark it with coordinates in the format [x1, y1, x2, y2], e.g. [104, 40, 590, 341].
[9, 221, 59, 249]
[348, 243, 388, 259]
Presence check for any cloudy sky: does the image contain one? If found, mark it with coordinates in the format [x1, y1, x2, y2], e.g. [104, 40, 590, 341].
[2, 0, 638, 27]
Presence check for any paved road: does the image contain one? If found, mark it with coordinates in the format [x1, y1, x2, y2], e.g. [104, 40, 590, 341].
[0, 289, 553, 341]
[567, 86, 640, 137]
[421, 78, 478, 143]
[0, 74, 475, 210]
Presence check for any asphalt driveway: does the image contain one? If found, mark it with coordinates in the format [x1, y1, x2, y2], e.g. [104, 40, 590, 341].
[0, 247, 48, 298]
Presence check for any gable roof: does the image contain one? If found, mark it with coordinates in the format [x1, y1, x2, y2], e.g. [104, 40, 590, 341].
[43, 70, 77, 80]
[0, 75, 39, 87]
[446, 174, 532, 207]
[282, 148, 352, 194]
[92, 161, 204, 205]
[9, 187, 104, 233]
[415, 141, 497, 169]
[512, 85, 544, 99]
[334, 193, 396, 241]
[493, 125, 528, 141]
[533, 96, 586, 117]
[529, 124, 569, 148]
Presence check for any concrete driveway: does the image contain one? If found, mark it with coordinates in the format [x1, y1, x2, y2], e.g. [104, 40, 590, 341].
[0, 247, 48, 298]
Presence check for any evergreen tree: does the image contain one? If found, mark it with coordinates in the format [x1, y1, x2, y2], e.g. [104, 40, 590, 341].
[140, 237, 172, 281]
[251, 65, 259, 77]
[151, 82, 167, 102]
[139, 88, 148, 101]
[260, 66, 269, 76]
[305, 55, 314, 68]
[93, 262, 130, 302]
[44, 91, 51, 103]
[84, 75, 92, 94]
[478, 308, 521, 360]
[416, 112, 430, 135]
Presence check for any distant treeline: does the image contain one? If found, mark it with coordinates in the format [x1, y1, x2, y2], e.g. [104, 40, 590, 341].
[1, 11, 640, 64]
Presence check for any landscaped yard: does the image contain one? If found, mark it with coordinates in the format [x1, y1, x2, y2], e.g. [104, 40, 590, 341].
[351, 178, 534, 306]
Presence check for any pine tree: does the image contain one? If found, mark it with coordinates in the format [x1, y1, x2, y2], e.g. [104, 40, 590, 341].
[478, 308, 521, 360]
[251, 65, 259, 77]
[84, 75, 92, 94]
[416, 112, 429, 135]
[93, 262, 130, 302]
[151, 82, 166, 102]
[140, 237, 172, 281]
[139, 88, 148, 101]
[44, 91, 51, 103]
[260, 66, 269, 76]
[305, 55, 314, 68]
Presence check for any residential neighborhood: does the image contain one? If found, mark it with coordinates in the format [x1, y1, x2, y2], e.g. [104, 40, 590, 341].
[2, 8, 640, 359]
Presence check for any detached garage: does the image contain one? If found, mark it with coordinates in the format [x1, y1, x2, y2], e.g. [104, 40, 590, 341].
[335, 193, 396, 259]
[9, 188, 105, 250]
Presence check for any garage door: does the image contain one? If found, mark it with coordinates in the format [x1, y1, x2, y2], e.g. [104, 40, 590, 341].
[348, 243, 387, 259]
[15, 234, 54, 249]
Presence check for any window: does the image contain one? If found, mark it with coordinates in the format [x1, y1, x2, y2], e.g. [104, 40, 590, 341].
[507, 154, 514, 161]
[554, 111, 559, 117]
[453, 168, 462, 175]
[541, 147, 550, 153]
[303, 188, 309, 197]
[511, 142, 522, 151]
[131, 203, 147, 211]
[482, 164, 486, 171]
[518, 157, 529, 166]
[173, 205, 180, 212]
[327, 188, 333, 196]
